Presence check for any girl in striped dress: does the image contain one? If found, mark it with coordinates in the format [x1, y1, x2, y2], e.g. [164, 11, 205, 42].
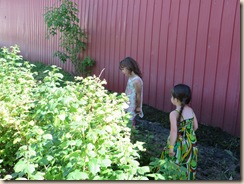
[161, 84, 198, 180]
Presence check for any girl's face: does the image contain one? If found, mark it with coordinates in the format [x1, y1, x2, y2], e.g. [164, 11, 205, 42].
[171, 96, 179, 106]
[171, 96, 175, 105]
[121, 67, 131, 77]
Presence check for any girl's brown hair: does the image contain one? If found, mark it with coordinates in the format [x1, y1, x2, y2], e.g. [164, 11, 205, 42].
[119, 57, 142, 78]
[171, 84, 192, 122]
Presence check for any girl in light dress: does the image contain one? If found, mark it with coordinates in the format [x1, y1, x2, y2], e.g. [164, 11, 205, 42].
[119, 57, 144, 127]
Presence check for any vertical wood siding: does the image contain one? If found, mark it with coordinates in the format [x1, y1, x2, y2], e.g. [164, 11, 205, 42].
[0, 0, 240, 136]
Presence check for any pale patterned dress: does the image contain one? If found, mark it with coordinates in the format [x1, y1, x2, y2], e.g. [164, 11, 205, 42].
[125, 75, 144, 121]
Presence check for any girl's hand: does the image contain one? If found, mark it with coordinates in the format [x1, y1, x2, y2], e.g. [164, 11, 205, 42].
[169, 149, 175, 157]
[135, 107, 141, 114]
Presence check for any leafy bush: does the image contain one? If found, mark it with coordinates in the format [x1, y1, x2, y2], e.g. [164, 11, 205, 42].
[1, 45, 188, 180]
[29, 61, 75, 86]
[0, 45, 149, 180]
[0, 45, 37, 170]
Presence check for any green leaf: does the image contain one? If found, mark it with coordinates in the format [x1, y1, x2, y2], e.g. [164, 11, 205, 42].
[68, 150, 81, 158]
[88, 158, 100, 175]
[100, 158, 112, 167]
[76, 139, 82, 147]
[138, 176, 149, 180]
[147, 173, 166, 180]
[39, 155, 53, 166]
[137, 166, 150, 175]
[54, 73, 64, 79]
[32, 172, 45, 180]
[14, 160, 27, 172]
[39, 157, 49, 166]
[13, 137, 21, 144]
[3, 175, 12, 180]
[43, 134, 53, 140]
[58, 113, 66, 121]
[26, 163, 36, 174]
[47, 155, 54, 161]
[67, 170, 89, 180]
[115, 171, 126, 180]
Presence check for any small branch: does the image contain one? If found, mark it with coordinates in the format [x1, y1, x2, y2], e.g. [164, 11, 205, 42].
[98, 68, 105, 79]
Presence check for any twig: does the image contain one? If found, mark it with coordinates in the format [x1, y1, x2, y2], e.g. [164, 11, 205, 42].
[98, 68, 105, 79]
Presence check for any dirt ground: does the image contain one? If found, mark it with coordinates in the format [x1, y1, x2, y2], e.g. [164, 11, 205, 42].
[133, 104, 241, 180]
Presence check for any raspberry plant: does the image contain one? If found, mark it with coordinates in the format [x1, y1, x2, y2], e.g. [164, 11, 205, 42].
[1, 45, 149, 180]
[1, 45, 186, 180]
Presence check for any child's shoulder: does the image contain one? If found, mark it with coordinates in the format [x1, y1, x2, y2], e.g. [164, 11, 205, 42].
[132, 75, 143, 83]
[132, 75, 142, 80]
[184, 105, 194, 113]
[169, 110, 178, 118]
[182, 106, 195, 118]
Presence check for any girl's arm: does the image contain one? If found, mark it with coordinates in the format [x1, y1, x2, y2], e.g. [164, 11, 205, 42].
[193, 112, 198, 131]
[133, 80, 142, 112]
[169, 111, 178, 156]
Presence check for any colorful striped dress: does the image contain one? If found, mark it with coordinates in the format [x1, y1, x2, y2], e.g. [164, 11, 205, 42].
[160, 111, 198, 180]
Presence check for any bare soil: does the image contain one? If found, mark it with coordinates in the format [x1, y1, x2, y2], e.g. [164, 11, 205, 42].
[133, 104, 241, 180]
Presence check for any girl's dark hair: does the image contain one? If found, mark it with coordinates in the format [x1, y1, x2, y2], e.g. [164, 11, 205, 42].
[171, 84, 192, 122]
[119, 57, 142, 78]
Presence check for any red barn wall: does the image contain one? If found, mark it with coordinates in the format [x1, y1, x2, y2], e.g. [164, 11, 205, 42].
[0, 0, 240, 136]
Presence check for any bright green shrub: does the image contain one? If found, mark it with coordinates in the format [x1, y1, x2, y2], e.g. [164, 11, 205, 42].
[0, 45, 37, 170]
[1, 45, 186, 180]
[1, 45, 149, 180]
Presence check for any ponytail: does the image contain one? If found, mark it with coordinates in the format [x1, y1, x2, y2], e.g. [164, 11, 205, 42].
[177, 103, 185, 122]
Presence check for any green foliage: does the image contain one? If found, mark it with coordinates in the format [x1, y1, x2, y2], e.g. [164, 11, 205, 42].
[148, 157, 187, 180]
[44, 0, 95, 75]
[0, 45, 150, 180]
[29, 61, 75, 86]
[0, 45, 37, 170]
[0, 45, 188, 180]
[80, 56, 96, 76]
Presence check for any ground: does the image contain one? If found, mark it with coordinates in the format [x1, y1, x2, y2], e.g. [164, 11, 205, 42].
[133, 104, 240, 180]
